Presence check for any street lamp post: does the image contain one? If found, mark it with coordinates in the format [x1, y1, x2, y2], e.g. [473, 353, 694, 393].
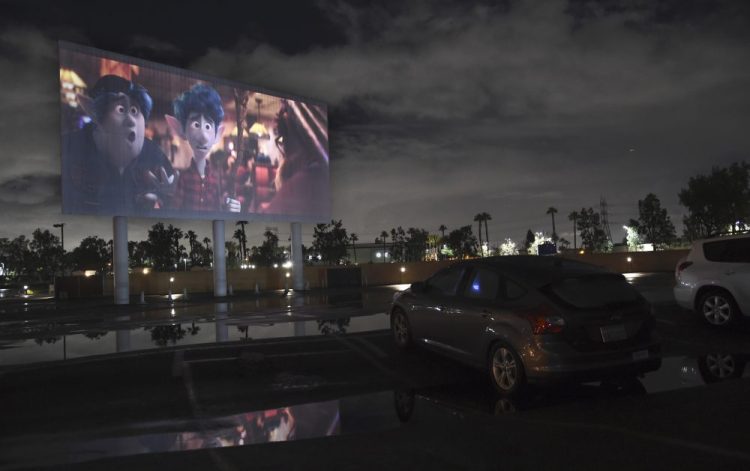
[53, 223, 65, 251]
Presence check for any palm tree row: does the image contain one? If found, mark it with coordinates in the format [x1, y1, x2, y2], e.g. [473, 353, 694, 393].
[472, 212, 492, 256]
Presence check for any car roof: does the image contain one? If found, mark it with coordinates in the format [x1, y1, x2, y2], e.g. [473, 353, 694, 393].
[451, 256, 612, 288]
[696, 232, 750, 244]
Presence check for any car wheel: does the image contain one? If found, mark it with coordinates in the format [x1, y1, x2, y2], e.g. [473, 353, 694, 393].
[697, 353, 745, 383]
[488, 342, 526, 396]
[391, 308, 412, 350]
[393, 390, 415, 422]
[698, 289, 740, 327]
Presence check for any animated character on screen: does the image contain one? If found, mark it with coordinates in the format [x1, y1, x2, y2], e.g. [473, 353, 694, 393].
[165, 84, 240, 212]
[259, 100, 330, 216]
[62, 75, 177, 213]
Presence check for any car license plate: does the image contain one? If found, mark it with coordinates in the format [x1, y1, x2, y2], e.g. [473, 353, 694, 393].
[600, 324, 627, 343]
[632, 350, 649, 361]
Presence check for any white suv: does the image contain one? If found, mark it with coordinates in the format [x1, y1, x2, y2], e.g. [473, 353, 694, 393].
[674, 233, 750, 327]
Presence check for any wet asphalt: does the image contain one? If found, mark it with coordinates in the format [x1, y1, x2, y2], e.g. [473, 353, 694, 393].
[0, 274, 749, 470]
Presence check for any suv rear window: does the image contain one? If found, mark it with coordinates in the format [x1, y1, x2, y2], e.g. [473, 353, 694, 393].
[703, 238, 750, 263]
[544, 274, 641, 309]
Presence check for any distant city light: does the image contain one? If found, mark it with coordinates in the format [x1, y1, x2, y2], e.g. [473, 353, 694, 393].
[282, 261, 293, 269]
[627, 257, 632, 263]
[169, 277, 174, 283]
[142, 268, 150, 275]
[400, 267, 406, 273]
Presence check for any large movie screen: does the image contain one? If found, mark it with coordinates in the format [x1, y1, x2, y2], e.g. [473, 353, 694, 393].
[59, 42, 330, 222]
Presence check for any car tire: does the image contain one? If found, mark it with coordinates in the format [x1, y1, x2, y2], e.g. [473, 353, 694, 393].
[488, 342, 526, 396]
[697, 289, 740, 327]
[393, 390, 415, 422]
[697, 353, 745, 383]
[391, 308, 413, 350]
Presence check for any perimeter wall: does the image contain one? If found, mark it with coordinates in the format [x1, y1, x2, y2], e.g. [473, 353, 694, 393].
[99, 250, 687, 296]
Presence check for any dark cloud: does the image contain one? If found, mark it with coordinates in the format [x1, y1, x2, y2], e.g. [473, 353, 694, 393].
[0, 0, 748, 248]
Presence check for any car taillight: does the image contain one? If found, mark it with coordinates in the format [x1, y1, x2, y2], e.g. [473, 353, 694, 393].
[676, 261, 693, 277]
[524, 306, 566, 335]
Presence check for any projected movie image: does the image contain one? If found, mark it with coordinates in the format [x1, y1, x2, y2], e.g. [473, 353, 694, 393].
[59, 43, 330, 222]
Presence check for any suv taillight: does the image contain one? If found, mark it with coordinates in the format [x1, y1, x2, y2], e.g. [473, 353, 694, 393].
[676, 261, 693, 276]
[524, 306, 566, 335]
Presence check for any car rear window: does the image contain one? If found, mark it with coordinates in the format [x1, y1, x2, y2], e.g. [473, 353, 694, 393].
[544, 274, 641, 309]
[703, 238, 750, 263]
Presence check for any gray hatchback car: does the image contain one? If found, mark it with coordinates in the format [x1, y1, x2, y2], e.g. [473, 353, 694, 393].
[390, 256, 661, 395]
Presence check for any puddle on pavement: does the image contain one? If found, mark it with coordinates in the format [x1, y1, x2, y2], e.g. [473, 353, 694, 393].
[3, 354, 749, 470]
[0, 312, 393, 367]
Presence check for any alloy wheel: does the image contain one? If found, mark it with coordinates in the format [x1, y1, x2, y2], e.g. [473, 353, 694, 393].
[702, 295, 732, 325]
[705, 353, 736, 379]
[492, 347, 518, 392]
[392, 311, 410, 348]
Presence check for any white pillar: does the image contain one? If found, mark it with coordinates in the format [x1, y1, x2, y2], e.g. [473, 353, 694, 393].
[113, 216, 129, 305]
[291, 222, 304, 290]
[294, 295, 306, 337]
[212, 220, 227, 297]
[116, 315, 131, 353]
[215, 302, 229, 343]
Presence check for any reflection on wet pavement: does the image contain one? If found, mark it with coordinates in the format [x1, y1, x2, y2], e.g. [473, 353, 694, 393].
[0, 288, 400, 368]
[3, 354, 749, 470]
[0, 313, 392, 367]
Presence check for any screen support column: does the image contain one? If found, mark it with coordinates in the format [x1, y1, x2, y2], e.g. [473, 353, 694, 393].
[213, 220, 227, 297]
[113, 216, 129, 305]
[291, 222, 304, 291]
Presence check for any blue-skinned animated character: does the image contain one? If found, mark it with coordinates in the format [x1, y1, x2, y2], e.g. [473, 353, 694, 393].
[165, 83, 240, 212]
[62, 75, 178, 214]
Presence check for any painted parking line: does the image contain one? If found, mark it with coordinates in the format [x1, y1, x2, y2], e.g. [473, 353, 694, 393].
[333, 334, 417, 388]
[184, 350, 349, 364]
[657, 319, 679, 326]
[350, 336, 389, 359]
[181, 361, 237, 471]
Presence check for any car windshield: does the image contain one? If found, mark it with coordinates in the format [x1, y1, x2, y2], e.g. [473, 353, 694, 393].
[544, 273, 642, 309]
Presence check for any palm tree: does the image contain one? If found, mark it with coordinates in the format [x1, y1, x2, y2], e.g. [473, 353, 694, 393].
[235, 221, 248, 260]
[427, 234, 441, 260]
[350, 233, 359, 264]
[438, 224, 447, 239]
[568, 211, 579, 249]
[379, 230, 388, 262]
[480, 212, 491, 253]
[473, 214, 484, 256]
[546, 207, 558, 241]
[185, 230, 198, 265]
[233, 228, 246, 262]
[437, 225, 447, 260]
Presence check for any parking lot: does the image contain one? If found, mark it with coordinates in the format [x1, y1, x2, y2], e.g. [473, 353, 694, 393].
[0, 273, 749, 470]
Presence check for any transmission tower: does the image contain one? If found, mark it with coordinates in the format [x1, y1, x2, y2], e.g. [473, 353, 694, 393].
[599, 196, 613, 245]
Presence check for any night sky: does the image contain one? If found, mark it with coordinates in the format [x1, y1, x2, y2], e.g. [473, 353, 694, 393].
[1, 0, 749, 248]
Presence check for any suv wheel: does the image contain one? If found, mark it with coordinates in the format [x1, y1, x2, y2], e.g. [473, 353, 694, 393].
[698, 289, 739, 327]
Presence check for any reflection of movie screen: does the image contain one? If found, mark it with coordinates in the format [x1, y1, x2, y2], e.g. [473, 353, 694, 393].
[66, 401, 341, 461]
[59, 42, 330, 222]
